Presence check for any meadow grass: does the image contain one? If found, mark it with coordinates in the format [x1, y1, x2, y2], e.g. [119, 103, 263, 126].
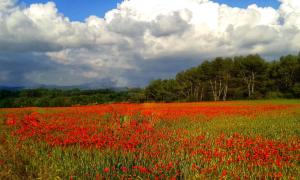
[0, 100, 299, 179]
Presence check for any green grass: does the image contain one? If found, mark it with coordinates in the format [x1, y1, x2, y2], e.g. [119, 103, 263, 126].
[0, 100, 299, 179]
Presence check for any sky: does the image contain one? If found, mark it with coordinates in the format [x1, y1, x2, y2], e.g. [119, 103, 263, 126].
[19, 0, 281, 21]
[20, 0, 124, 21]
[0, 0, 300, 87]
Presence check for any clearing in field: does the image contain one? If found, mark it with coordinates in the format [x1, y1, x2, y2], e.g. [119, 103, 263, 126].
[0, 100, 300, 179]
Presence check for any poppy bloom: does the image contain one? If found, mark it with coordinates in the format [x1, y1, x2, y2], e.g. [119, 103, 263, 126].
[103, 167, 110, 173]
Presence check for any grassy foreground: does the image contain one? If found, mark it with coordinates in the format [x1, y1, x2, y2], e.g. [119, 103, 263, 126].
[0, 100, 299, 179]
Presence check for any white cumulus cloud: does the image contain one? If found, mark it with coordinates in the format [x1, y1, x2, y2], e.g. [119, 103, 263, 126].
[0, 0, 300, 87]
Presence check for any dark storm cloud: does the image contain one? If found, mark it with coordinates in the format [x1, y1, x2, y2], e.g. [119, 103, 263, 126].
[0, 52, 56, 86]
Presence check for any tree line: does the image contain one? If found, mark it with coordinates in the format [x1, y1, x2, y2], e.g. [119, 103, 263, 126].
[1, 53, 300, 107]
[0, 88, 144, 108]
[145, 53, 300, 102]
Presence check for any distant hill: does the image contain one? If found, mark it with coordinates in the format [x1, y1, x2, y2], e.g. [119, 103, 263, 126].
[0, 86, 25, 91]
[0, 84, 129, 91]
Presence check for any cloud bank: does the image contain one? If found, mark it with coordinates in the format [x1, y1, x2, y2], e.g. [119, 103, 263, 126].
[0, 0, 300, 87]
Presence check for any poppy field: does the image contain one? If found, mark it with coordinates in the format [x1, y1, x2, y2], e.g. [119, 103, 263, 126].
[0, 100, 300, 179]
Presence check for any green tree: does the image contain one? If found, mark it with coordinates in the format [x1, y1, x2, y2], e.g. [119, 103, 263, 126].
[200, 58, 233, 101]
[175, 67, 206, 101]
[234, 55, 267, 98]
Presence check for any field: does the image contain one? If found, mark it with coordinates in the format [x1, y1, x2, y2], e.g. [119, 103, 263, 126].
[0, 100, 300, 179]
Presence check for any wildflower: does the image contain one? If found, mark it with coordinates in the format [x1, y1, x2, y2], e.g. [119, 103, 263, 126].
[6, 118, 16, 126]
[121, 166, 128, 173]
[274, 172, 283, 178]
[221, 169, 227, 178]
[103, 167, 110, 173]
[138, 166, 148, 173]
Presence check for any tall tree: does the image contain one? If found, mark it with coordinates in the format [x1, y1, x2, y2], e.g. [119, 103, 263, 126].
[176, 67, 206, 101]
[268, 54, 300, 94]
[234, 55, 267, 98]
[201, 58, 233, 101]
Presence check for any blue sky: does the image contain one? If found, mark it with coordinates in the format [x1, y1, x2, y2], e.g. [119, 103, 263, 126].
[20, 0, 281, 21]
[215, 0, 280, 9]
[20, 0, 123, 21]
